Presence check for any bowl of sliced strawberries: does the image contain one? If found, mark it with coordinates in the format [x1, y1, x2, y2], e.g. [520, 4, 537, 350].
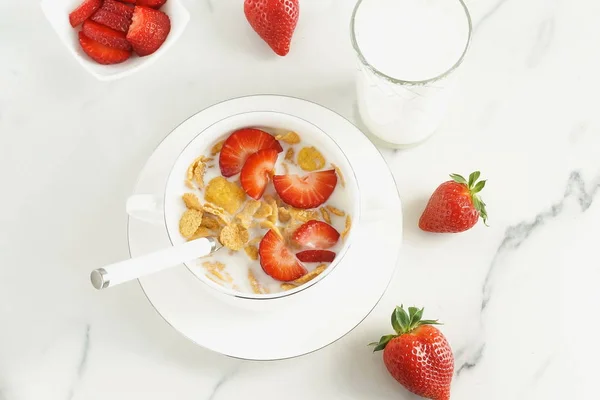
[41, 0, 189, 81]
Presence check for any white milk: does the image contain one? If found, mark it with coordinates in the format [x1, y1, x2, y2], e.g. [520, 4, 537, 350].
[185, 131, 353, 295]
[352, 0, 471, 147]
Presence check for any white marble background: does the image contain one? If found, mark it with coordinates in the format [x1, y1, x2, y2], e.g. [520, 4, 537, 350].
[0, 0, 598, 399]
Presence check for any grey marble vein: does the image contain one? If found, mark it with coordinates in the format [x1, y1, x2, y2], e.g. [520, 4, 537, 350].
[474, 0, 511, 32]
[206, 366, 240, 400]
[206, 0, 214, 12]
[67, 324, 91, 400]
[481, 171, 600, 312]
[531, 355, 554, 383]
[455, 344, 485, 377]
[527, 18, 555, 68]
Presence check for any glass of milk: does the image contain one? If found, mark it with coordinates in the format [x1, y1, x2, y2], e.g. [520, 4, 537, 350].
[351, 0, 472, 148]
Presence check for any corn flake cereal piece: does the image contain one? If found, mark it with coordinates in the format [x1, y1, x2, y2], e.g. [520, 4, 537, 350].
[200, 214, 221, 230]
[281, 283, 296, 291]
[204, 177, 246, 214]
[248, 270, 268, 294]
[249, 237, 262, 246]
[285, 148, 295, 164]
[210, 140, 225, 156]
[267, 199, 278, 224]
[206, 274, 224, 286]
[188, 226, 214, 241]
[236, 200, 261, 228]
[341, 215, 352, 240]
[244, 245, 259, 261]
[254, 201, 273, 219]
[331, 163, 345, 188]
[278, 207, 291, 223]
[219, 224, 249, 251]
[289, 208, 320, 223]
[290, 264, 328, 286]
[260, 221, 283, 240]
[326, 205, 345, 216]
[182, 193, 202, 211]
[298, 146, 326, 172]
[320, 207, 331, 224]
[263, 194, 282, 207]
[202, 203, 231, 225]
[275, 131, 301, 144]
[203, 261, 233, 283]
[193, 162, 207, 190]
[179, 209, 203, 238]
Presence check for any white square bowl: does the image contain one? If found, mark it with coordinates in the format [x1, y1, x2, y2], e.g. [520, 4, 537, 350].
[41, 0, 190, 81]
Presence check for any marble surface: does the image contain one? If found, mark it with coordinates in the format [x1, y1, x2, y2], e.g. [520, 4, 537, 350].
[0, 0, 597, 398]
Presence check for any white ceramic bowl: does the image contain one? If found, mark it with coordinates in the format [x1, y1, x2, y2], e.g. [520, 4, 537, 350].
[40, 0, 190, 81]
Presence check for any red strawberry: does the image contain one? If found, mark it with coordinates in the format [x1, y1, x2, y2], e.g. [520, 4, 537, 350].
[78, 32, 132, 65]
[219, 128, 283, 177]
[296, 250, 336, 263]
[244, 0, 299, 56]
[259, 230, 307, 281]
[273, 170, 337, 209]
[126, 6, 171, 56]
[69, 0, 102, 27]
[101, 0, 134, 20]
[91, 9, 131, 32]
[419, 171, 488, 233]
[292, 220, 340, 249]
[370, 306, 454, 400]
[240, 148, 278, 200]
[82, 20, 132, 52]
[118, 0, 136, 3]
[136, 0, 168, 9]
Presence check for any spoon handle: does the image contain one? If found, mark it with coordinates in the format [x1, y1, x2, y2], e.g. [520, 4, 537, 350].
[90, 237, 219, 290]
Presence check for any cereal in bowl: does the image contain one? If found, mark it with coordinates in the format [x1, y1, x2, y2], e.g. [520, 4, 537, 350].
[178, 127, 352, 295]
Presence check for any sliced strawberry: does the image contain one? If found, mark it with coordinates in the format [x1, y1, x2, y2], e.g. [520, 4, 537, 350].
[126, 6, 171, 56]
[69, 0, 102, 27]
[240, 148, 278, 200]
[78, 32, 132, 64]
[219, 128, 283, 177]
[118, 0, 136, 3]
[293, 220, 340, 249]
[91, 9, 132, 32]
[82, 20, 132, 52]
[273, 170, 337, 209]
[296, 250, 336, 263]
[101, 0, 134, 20]
[259, 230, 307, 281]
[136, 0, 168, 8]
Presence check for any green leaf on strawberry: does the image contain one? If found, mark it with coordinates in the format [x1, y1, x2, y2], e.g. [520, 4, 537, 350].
[372, 306, 442, 351]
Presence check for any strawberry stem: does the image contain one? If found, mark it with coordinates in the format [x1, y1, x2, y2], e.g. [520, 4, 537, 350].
[450, 171, 489, 226]
[369, 306, 442, 352]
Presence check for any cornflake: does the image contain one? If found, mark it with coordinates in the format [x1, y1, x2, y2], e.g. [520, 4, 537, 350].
[188, 226, 214, 241]
[236, 200, 261, 228]
[186, 156, 212, 190]
[326, 205, 345, 216]
[203, 261, 233, 283]
[281, 283, 296, 291]
[276, 131, 301, 144]
[182, 193, 202, 211]
[249, 237, 262, 246]
[219, 224, 249, 251]
[331, 163, 345, 187]
[341, 215, 352, 240]
[210, 140, 225, 156]
[205, 177, 246, 214]
[248, 270, 268, 294]
[286, 264, 328, 287]
[267, 198, 278, 224]
[201, 214, 221, 230]
[320, 207, 331, 224]
[254, 202, 273, 219]
[289, 208, 320, 223]
[285, 148, 295, 164]
[202, 203, 231, 225]
[263, 194, 282, 207]
[179, 209, 203, 238]
[298, 146, 326, 171]
[278, 207, 291, 223]
[244, 245, 259, 261]
[260, 221, 283, 240]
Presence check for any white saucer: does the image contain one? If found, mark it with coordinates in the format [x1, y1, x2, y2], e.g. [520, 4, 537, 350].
[128, 95, 402, 360]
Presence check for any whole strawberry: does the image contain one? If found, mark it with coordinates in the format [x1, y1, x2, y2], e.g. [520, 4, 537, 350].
[244, 0, 299, 56]
[419, 171, 488, 233]
[370, 306, 454, 400]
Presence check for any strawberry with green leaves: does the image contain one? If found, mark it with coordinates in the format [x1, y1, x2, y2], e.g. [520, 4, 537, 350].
[419, 171, 488, 233]
[371, 306, 454, 400]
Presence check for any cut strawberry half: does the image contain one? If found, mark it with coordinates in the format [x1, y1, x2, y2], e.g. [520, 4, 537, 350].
[101, 0, 134, 20]
[219, 128, 283, 177]
[273, 170, 337, 209]
[136, 0, 168, 9]
[259, 230, 307, 281]
[296, 250, 336, 263]
[240, 148, 278, 200]
[126, 6, 171, 56]
[293, 220, 340, 249]
[78, 31, 132, 65]
[69, 0, 102, 27]
[82, 20, 132, 52]
[91, 9, 132, 32]
[117, 0, 136, 3]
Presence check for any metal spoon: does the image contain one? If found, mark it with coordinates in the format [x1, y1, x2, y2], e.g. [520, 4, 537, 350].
[90, 237, 221, 290]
